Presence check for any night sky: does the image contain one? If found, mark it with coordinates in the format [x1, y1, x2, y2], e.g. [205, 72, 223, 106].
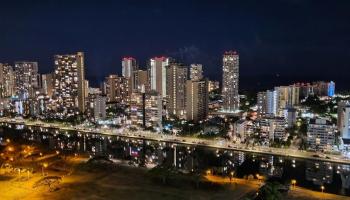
[0, 0, 349, 90]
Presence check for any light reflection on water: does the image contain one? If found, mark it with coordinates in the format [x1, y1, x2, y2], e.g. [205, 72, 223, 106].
[1, 127, 350, 196]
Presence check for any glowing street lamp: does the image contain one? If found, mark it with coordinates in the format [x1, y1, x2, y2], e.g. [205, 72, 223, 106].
[291, 179, 296, 188]
[42, 163, 48, 176]
[206, 169, 211, 175]
[7, 146, 14, 152]
[321, 185, 325, 193]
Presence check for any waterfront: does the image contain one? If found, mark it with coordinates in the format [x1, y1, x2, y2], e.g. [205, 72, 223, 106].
[1, 126, 349, 197]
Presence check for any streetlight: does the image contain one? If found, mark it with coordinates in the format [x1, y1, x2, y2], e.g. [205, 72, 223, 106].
[7, 146, 14, 152]
[206, 169, 211, 175]
[291, 179, 296, 188]
[230, 171, 234, 183]
[321, 185, 325, 193]
[42, 163, 48, 176]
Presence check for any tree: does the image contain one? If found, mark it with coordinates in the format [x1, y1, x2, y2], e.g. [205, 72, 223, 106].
[259, 182, 283, 200]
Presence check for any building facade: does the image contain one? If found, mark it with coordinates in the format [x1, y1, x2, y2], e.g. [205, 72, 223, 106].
[189, 64, 203, 81]
[149, 56, 170, 97]
[14, 61, 39, 99]
[94, 95, 107, 120]
[222, 51, 239, 112]
[0, 63, 15, 98]
[53, 52, 85, 115]
[307, 118, 336, 151]
[103, 74, 130, 103]
[166, 63, 187, 119]
[338, 101, 350, 139]
[186, 79, 208, 122]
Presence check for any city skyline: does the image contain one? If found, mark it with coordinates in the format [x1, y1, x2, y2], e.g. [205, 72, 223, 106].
[0, 1, 349, 90]
[1, 1, 350, 199]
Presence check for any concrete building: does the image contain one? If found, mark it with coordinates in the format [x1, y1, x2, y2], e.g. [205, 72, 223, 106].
[0, 63, 15, 97]
[189, 64, 203, 81]
[274, 85, 299, 116]
[130, 92, 162, 129]
[338, 101, 350, 139]
[286, 107, 297, 128]
[94, 95, 107, 120]
[186, 79, 208, 122]
[233, 119, 252, 142]
[166, 63, 187, 119]
[258, 117, 288, 142]
[222, 51, 239, 112]
[307, 118, 336, 151]
[257, 90, 277, 116]
[14, 61, 39, 99]
[295, 81, 335, 98]
[122, 57, 137, 96]
[41, 73, 54, 98]
[122, 57, 137, 78]
[313, 81, 335, 97]
[132, 69, 148, 93]
[53, 52, 85, 115]
[103, 74, 130, 103]
[208, 80, 219, 92]
[148, 56, 170, 97]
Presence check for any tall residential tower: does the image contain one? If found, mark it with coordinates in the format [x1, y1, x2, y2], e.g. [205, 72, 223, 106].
[53, 52, 85, 115]
[222, 51, 239, 112]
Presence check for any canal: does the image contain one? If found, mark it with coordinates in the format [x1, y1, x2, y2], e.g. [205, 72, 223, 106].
[0, 126, 349, 196]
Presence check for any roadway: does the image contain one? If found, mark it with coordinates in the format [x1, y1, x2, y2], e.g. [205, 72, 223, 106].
[1, 117, 350, 165]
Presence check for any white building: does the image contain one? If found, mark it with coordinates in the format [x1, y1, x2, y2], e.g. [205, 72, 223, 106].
[338, 101, 350, 139]
[189, 64, 203, 81]
[222, 51, 239, 112]
[94, 95, 106, 120]
[130, 92, 163, 130]
[307, 118, 336, 151]
[149, 56, 170, 97]
[122, 57, 137, 78]
[258, 117, 288, 143]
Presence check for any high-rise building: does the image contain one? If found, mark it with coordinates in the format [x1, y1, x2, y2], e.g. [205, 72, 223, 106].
[0, 63, 15, 97]
[190, 64, 203, 81]
[132, 70, 148, 93]
[186, 79, 208, 122]
[222, 51, 239, 112]
[295, 81, 335, 98]
[103, 74, 129, 103]
[130, 92, 162, 129]
[122, 57, 137, 96]
[14, 61, 39, 99]
[312, 81, 336, 97]
[338, 101, 350, 139]
[122, 57, 137, 78]
[327, 81, 335, 97]
[84, 80, 89, 98]
[94, 95, 107, 120]
[275, 85, 299, 116]
[53, 52, 85, 115]
[258, 117, 288, 142]
[307, 118, 336, 151]
[208, 80, 220, 92]
[166, 63, 187, 119]
[257, 90, 278, 116]
[41, 73, 54, 98]
[148, 56, 170, 97]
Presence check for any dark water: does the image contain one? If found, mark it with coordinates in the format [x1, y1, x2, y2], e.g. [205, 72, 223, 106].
[1, 126, 349, 196]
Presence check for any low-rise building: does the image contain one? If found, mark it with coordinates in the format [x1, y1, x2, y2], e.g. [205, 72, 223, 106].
[307, 118, 336, 151]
